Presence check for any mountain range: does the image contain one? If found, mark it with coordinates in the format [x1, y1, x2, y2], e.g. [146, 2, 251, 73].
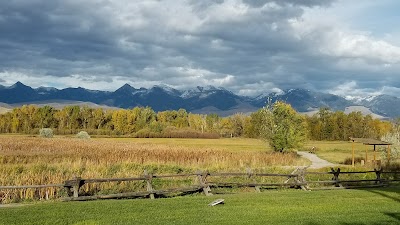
[0, 81, 399, 118]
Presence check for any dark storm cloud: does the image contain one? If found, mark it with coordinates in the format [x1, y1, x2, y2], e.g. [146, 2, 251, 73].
[0, 0, 399, 97]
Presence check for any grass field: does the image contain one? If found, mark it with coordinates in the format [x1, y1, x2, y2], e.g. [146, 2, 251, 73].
[0, 188, 399, 225]
[97, 137, 270, 152]
[0, 136, 308, 203]
[1, 135, 397, 204]
[304, 141, 390, 165]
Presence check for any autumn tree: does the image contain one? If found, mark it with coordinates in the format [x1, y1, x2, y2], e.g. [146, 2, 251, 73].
[260, 101, 307, 152]
[205, 113, 220, 133]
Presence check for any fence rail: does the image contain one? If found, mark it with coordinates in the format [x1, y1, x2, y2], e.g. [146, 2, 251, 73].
[1, 168, 399, 202]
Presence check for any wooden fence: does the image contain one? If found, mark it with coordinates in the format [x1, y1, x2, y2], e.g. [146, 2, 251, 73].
[1, 168, 399, 202]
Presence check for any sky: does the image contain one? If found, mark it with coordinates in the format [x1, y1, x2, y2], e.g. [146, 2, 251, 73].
[0, 0, 399, 99]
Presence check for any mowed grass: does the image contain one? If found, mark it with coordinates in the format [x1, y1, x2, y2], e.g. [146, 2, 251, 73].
[0, 188, 399, 225]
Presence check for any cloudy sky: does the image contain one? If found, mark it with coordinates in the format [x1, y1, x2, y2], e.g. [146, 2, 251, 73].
[0, 0, 399, 99]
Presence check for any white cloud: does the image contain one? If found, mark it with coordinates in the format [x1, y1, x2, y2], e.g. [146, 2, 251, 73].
[329, 81, 400, 101]
[320, 31, 400, 64]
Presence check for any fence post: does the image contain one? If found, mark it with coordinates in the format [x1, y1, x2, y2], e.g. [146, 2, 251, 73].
[374, 168, 382, 185]
[331, 168, 342, 187]
[144, 170, 155, 199]
[197, 170, 212, 196]
[247, 168, 261, 193]
[64, 176, 84, 198]
[63, 176, 84, 198]
[296, 168, 308, 191]
[284, 167, 299, 185]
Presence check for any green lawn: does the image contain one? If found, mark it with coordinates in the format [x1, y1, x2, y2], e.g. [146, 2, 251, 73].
[1, 188, 399, 225]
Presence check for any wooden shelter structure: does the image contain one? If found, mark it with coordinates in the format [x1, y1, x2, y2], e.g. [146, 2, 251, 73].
[349, 138, 392, 167]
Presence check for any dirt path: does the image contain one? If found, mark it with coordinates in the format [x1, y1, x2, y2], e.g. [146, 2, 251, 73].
[297, 151, 336, 169]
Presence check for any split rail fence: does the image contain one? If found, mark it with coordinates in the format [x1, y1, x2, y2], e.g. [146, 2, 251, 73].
[1, 168, 399, 202]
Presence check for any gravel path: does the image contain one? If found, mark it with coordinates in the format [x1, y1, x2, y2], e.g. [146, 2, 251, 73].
[297, 151, 336, 169]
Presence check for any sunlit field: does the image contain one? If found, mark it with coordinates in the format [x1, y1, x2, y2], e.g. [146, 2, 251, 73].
[0, 136, 308, 203]
[304, 141, 392, 165]
[1, 135, 397, 204]
[96, 137, 270, 152]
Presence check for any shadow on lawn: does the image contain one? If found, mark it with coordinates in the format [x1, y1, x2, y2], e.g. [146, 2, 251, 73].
[385, 213, 400, 222]
[341, 188, 400, 224]
[306, 218, 399, 225]
[367, 189, 400, 203]
[305, 188, 400, 225]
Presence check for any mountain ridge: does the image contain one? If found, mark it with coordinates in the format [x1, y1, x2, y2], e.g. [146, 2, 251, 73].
[0, 82, 399, 118]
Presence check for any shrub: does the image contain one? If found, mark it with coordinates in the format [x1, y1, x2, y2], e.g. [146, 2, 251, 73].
[343, 157, 364, 165]
[163, 127, 219, 139]
[134, 128, 152, 138]
[39, 128, 53, 138]
[76, 131, 91, 139]
[380, 132, 400, 163]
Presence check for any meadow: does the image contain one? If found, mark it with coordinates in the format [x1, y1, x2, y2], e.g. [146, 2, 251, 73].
[1, 135, 395, 204]
[0, 136, 308, 203]
[304, 141, 392, 164]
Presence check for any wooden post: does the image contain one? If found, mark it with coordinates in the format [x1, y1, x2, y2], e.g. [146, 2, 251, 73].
[352, 140, 355, 167]
[374, 168, 382, 184]
[331, 168, 342, 187]
[197, 170, 212, 196]
[365, 144, 368, 164]
[247, 168, 260, 193]
[70, 177, 83, 198]
[373, 145, 376, 162]
[64, 177, 84, 198]
[144, 170, 155, 199]
[296, 168, 308, 191]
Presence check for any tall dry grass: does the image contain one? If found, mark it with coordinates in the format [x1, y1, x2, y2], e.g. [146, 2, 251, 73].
[0, 136, 306, 203]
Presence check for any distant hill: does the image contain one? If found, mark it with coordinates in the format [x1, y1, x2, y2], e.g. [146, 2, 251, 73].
[9, 100, 120, 110]
[0, 82, 399, 118]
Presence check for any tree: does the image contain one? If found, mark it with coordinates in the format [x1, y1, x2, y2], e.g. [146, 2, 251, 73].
[205, 113, 220, 133]
[246, 109, 264, 138]
[230, 113, 245, 137]
[37, 105, 56, 129]
[380, 125, 400, 163]
[219, 117, 234, 137]
[260, 101, 307, 152]
[112, 109, 129, 134]
[318, 107, 333, 140]
[188, 113, 206, 133]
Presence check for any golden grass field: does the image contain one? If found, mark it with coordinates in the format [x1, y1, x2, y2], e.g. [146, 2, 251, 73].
[1, 135, 395, 203]
[0, 136, 309, 203]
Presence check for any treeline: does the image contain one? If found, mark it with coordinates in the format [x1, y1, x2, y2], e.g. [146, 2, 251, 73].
[306, 108, 392, 141]
[0, 105, 246, 138]
[0, 104, 393, 140]
[244, 107, 392, 141]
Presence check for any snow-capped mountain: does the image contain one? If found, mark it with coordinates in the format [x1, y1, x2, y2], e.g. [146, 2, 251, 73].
[253, 89, 352, 112]
[1, 82, 400, 118]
